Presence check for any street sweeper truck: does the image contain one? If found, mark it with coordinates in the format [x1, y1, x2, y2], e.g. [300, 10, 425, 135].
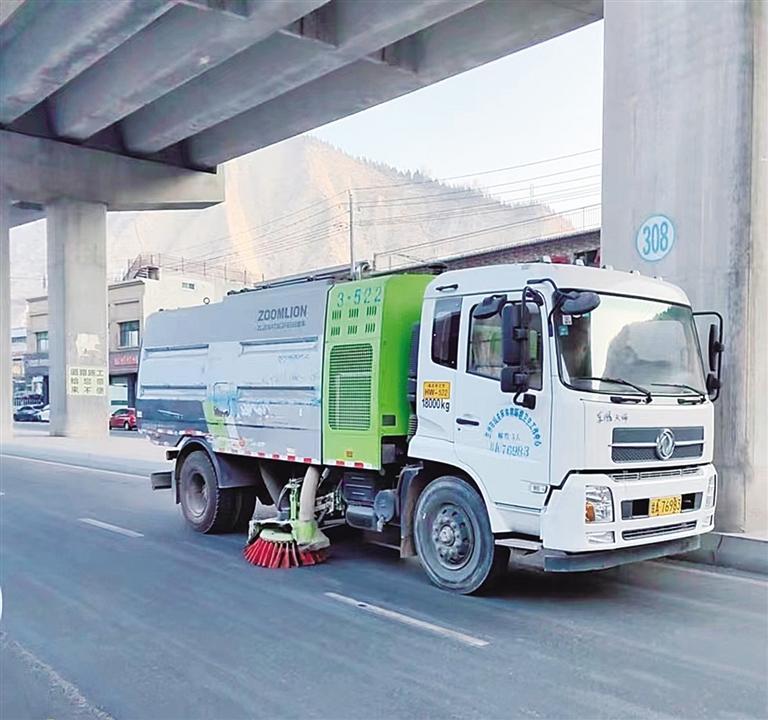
[138, 261, 724, 593]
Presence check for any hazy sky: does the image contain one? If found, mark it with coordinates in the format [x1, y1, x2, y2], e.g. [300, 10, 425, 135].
[313, 20, 604, 210]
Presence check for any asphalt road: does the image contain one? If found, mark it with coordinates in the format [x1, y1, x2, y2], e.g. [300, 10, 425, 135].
[1, 453, 767, 720]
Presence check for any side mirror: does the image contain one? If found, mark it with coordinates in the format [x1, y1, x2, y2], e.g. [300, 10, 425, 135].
[694, 311, 724, 401]
[707, 323, 724, 372]
[501, 303, 528, 367]
[473, 294, 507, 320]
[558, 290, 601, 316]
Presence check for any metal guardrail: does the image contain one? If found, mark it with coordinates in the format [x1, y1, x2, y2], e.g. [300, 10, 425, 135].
[122, 253, 252, 284]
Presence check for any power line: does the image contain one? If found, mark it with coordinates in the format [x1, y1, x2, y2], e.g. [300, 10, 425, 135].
[193, 182, 599, 266]
[177, 193, 347, 257]
[182, 203, 345, 260]
[197, 218, 348, 265]
[355, 164, 601, 208]
[374, 203, 601, 258]
[356, 182, 601, 227]
[186, 167, 599, 261]
[176, 149, 601, 265]
[351, 148, 600, 191]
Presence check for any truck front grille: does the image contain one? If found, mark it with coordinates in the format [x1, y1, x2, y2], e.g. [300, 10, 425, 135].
[612, 445, 703, 462]
[622, 521, 697, 540]
[611, 426, 704, 463]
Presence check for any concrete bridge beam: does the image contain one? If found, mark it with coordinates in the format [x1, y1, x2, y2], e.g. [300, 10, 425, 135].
[0, 130, 224, 214]
[0, 0, 175, 125]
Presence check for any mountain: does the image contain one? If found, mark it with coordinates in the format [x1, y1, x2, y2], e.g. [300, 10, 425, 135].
[8, 135, 574, 327]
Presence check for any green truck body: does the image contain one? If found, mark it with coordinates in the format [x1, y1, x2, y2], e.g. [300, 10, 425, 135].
[323, 274, 432, 469]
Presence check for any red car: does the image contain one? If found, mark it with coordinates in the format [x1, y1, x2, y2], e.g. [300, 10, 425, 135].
[109, 407, 137, 431]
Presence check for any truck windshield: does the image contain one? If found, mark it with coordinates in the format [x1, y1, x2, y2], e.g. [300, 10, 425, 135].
[555, 293, 706, 397]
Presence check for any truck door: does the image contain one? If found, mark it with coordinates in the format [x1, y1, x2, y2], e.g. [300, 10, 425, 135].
[453, 293, 551, 512]
[415, 296, 461, 446]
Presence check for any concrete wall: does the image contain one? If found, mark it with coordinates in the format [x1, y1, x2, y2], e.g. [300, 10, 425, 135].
[141, 270, 242, 318]
[109, 281, 145, 352]
[602, 0, 767, 534]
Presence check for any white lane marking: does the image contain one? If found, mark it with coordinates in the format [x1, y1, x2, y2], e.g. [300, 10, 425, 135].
[78, 518, 144, 538]
[1, 453, 148, 479]
[650, 560, 767, 587]
[0, 631, 116, 720]
[325, 592, 489, 648]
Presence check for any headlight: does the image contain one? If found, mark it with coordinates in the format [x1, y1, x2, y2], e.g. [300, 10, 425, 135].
[705, 474, 716, 509]
[585, 485, 614, 523]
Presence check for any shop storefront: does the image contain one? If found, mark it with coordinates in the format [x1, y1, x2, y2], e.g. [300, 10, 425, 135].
[24, 352, 49, 404]
[109, 349, 139, 407]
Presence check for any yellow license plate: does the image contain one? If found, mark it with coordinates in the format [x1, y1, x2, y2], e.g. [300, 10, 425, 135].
[650, 495, 682, 517]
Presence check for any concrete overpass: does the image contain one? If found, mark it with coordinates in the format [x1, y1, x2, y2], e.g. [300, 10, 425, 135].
[0, 0, 765, 534]
[0, 0, 603, 435]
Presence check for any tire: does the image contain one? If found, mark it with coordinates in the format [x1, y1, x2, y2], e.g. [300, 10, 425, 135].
[178, 451, 238, 533]
[123, 421, 130, 431]
[414, 476, 510, 594]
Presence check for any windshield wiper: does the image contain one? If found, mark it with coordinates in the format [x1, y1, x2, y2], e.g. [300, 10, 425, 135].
[573, 376, 653, 403]
[650, 382, 706, 403]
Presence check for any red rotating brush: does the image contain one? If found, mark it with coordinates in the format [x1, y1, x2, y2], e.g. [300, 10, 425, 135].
[243, 528, 327, 569]
[244, 472, 329, 569]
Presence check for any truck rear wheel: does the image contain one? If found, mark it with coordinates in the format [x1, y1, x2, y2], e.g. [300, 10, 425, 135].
[179, 451, 238, 533]
[414, 476, 509, 594]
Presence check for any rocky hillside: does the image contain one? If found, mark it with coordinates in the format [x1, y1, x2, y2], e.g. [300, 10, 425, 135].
[9, 135, 574, 326]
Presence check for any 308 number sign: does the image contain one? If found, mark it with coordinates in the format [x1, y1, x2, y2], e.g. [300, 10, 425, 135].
[636, 214, 675, 262]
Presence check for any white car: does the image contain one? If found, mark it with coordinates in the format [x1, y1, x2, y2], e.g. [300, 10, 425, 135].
[36, 405, 50, 422]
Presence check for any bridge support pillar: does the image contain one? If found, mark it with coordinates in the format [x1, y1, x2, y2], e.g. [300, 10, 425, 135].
[602, 0, 767, 534]
[47, 198, 109, 438]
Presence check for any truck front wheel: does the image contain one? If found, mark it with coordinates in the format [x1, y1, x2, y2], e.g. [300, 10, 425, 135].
[414, 476, 509, 594]
[179, 451, 238, 533]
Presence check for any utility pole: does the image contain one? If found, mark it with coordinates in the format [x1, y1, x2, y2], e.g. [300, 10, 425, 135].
[348, 189, 355, 279]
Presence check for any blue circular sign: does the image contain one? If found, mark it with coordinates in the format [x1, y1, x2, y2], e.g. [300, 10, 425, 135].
[636, 214, 675, 262]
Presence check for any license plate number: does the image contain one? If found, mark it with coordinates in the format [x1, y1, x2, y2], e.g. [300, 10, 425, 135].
[650, 495, 682, 517]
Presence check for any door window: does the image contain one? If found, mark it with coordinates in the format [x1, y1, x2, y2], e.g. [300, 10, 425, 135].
[467, 302, 543, 389]
[431, 297, 462, 369]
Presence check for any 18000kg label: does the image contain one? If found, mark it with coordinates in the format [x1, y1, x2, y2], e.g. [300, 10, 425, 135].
[422, 381, 451, 412]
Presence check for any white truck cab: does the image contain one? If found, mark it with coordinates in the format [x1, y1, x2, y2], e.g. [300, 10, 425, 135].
[410, 263, 721, 574]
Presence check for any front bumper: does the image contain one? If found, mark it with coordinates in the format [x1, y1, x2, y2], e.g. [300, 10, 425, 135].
[541, 464, 716, 554]
[543, 535, 701, 572]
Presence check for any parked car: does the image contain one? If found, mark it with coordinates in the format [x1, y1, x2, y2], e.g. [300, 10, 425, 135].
[37, 405, 50, 422]
[109, 407, 137, 431]
[13, 404, 43, 422]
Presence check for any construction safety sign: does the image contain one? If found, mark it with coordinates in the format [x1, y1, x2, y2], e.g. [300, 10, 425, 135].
[67, 366, 106, 396]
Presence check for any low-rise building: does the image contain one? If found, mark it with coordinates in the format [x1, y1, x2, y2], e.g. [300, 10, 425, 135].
[11, 326, 30, 402]
[25, 256, 246, 408]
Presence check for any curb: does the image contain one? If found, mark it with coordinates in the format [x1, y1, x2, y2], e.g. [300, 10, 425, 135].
[675, 531, 768, 576]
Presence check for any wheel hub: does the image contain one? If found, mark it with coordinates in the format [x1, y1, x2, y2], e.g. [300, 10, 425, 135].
[186, 472, 208, 517]
[431, 504, 473, 569]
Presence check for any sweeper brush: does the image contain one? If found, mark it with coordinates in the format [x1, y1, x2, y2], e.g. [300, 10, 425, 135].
[243, 467, 330, 569]
[243, 527, 328, 568]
